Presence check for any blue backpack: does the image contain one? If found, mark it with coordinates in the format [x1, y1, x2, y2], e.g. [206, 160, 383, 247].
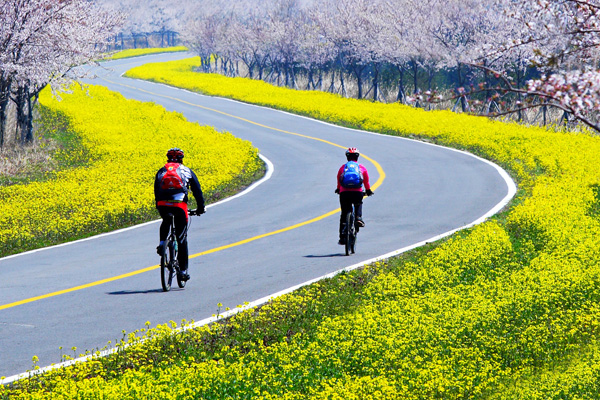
[340, 161, 363, 188]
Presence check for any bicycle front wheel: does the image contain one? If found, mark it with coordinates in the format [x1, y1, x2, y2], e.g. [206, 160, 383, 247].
[176, 268, 187, 288]
[160, 238, 175, 292]
[349, 223, 357, 254]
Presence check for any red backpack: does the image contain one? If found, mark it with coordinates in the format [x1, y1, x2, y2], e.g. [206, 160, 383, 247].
[159, 163, 184, 191]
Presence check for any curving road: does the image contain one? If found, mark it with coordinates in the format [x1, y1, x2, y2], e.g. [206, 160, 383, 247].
[0, 53, 514, 380]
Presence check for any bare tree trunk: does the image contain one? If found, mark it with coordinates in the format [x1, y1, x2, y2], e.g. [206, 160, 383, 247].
[427, 67, 435, 91]
[0, 78, 11, 148]
[317, 70, 323, 91]
[410, 60, 419, 95]
[351, 64, 365, 99]
[257, 62, 265, 80]
[396, 65, 406, 103]
[543, 104, 547, 126]
[372, 63, 380, 102]
[241, 58, 255, 79]
[284, 62, 290, 87]
[306, 69, 315, 90]
[456, 63, 467, 112]
[25, 90, 36, 143]
[291, 67, 297, 90]
[16, 84, 34, 144]
[516, 66, 524, 122]
[201, 56, 212, 72]
[329, 70, 336, 93]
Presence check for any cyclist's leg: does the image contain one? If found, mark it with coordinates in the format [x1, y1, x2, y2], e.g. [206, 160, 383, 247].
[350, 192, 365, 226]
[339, 192, 353, 243]
[172, 207, 190, 273]
[157, 210, 171, 240]
[157, 206, 172, 253]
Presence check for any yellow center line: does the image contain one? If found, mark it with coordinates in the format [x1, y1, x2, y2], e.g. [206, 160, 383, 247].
[0, 79, 385, 311]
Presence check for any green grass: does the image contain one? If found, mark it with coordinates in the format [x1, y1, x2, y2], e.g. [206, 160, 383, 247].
[0, 106, 91, 187]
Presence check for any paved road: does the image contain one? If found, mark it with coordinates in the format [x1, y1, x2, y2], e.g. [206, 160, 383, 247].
[0, 53, 514, 380]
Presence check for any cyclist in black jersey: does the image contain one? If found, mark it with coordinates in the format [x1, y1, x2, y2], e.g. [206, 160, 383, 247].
[154, 148, 205, 281]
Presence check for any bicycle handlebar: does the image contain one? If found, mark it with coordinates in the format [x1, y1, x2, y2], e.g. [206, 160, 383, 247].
[189, 208, 205, 216]
[334, 189, 374, 197]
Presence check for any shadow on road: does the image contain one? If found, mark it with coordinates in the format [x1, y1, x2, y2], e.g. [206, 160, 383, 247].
[107, 289, 171, 295]
[304, 253, 346, 258]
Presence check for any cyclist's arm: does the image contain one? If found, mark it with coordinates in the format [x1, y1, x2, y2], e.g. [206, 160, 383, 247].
[153, 169, 163, 205]
[360, 166, 371, 191]
[188, 170, 205, 209]
[336, 165, 344, 190]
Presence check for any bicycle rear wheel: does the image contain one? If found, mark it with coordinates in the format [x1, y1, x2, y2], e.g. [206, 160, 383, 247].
[349, 211, 357, 254]
[345, 211, 353, 256]
[160, 238, 175, 292]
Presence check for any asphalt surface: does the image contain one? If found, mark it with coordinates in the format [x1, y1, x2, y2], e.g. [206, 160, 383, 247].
[0, 52, 514, 380]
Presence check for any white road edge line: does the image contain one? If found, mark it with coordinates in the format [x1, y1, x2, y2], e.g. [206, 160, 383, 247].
[1, 71, 517, 384]
[0, 154, 273, 263]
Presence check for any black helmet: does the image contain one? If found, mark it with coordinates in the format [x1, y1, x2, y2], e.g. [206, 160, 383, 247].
[167, 148, 184, 162]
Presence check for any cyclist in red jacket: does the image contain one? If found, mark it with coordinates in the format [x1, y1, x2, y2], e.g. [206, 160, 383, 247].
[154, 148, 205, 281]
[335, 147, 373, 245]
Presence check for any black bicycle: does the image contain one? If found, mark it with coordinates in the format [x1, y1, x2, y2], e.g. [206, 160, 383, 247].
[338, 190, 373, 256]
[342, 204, 359, 256]
[160, 209, 200, 292]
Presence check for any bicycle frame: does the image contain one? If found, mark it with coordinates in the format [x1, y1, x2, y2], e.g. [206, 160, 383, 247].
[160, 213, 185, 291]
[159, 208, 200, 291]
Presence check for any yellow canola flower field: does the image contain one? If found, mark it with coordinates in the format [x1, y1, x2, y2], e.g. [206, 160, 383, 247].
[125, 59, 600, 397]
[6, 58, 600, 398]
[0, 84, 260, 255]
[107, 46, 187, 60]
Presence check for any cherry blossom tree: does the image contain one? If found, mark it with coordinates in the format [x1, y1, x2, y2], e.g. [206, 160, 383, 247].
[182, 0, 229, 73]
[178, 0, 600, 131]
[381, 0, 444, 102]
[511, 0, 600, 130]
[311, 0, 376, 98]
[449, 0, 600, 130]
[262, 0, 309, 88]
[229, 1, 272, 80]
[297, 12, 336, 91]
[0, 0, 121, 145]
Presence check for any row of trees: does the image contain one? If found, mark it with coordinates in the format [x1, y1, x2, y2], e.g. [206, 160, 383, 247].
[0, 0, 121, 147]
[180, 0, 600, 131]
[98, 0, 183, 51]
[3, 0, 598, 144]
